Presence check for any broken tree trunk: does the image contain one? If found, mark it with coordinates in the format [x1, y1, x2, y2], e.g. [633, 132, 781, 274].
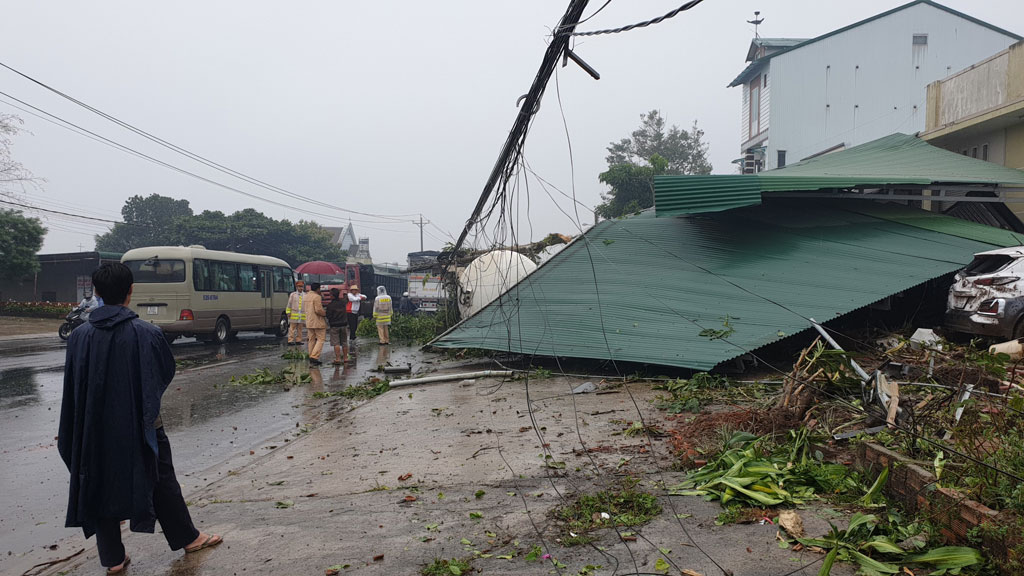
[432, 233, 573, 269]
[777, 338, 823, 421]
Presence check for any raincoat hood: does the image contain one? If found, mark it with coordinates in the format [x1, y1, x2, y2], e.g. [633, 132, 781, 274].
[89, 304, 139, 329]
[377, 286, 387, 296]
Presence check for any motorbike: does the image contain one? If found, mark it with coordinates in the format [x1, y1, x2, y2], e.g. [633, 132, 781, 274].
[58, 306, 86, 341]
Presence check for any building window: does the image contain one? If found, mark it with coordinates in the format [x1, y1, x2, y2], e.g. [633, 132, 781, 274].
[749, 80, 761, 138]
[777, 150, 787, 168]
[982, 144, 989, 161]
[763, 73, 768, 88]
[972, 147, 978, 158]
[912, 34, 928, 45]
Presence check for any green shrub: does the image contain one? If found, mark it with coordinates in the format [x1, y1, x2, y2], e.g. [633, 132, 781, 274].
[356, 310, 454, 344]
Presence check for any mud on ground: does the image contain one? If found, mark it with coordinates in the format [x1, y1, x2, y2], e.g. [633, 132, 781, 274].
[44, 366, 854, 576]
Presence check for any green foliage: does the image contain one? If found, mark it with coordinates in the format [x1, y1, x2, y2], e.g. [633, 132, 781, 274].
[312, 377, 390, 400]
[421, 557, 471, 576]
[715, 505, 743, 526]
[230, 367, 309, 386]
[0, 209, 46, 280]
[281, 349, 309, 360]
[595, 158, 665, 220]
[698, 315, 737, 341]
[940, 398, 1024, 514]
[554, 480, 662, 546]
[94, 194, 193, 253]
[605, 110, 712, 175]
[796, 513, 982, 576]
[356, 311, 453, 344]
[670, 429, 863, 507]
[94, 194, 343, 266]
[524, 545, 543, 562]
[597, 110, 711, 219]
[653, 372, 731, 414]
[0, 300, 73, 318]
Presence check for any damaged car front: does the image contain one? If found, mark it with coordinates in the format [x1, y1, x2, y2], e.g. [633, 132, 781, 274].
[945, 247, 1024, 339]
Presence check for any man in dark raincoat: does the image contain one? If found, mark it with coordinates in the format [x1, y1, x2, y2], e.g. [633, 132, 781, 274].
[59, 263, 222, 573]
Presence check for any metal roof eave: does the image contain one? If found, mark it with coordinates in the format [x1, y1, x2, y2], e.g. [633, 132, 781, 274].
[655, 134, 1024, 217]
[431, 199, 1019, 371]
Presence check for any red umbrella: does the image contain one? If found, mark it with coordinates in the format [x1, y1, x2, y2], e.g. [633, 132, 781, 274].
[295, 261, 343, 275]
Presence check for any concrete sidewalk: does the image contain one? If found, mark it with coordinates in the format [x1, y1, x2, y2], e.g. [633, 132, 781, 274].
[41, 371, 851, 576]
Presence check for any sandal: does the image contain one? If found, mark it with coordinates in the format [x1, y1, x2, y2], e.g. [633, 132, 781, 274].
[106, 555, 130, 575]
[184, 533, 223, 554]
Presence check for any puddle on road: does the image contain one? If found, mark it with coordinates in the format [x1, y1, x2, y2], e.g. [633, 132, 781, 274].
[0, 335, 426, 575]
[0, 367, 43, 410]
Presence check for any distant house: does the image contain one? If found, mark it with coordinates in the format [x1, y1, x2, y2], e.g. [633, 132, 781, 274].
[922, 40, 1024, 224]
[730, 0, 1021, 173]
[324, 223, 358, 253]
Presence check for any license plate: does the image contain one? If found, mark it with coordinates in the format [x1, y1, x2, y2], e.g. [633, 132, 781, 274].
[147, 306, 159, 315]
[953, 297, 968, 310]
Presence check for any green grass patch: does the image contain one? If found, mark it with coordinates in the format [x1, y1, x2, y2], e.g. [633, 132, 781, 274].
[421, 557, 471, 576]
[554, 480, 662, 546]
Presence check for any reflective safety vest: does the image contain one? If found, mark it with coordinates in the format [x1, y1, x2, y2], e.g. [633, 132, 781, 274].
[373, 296, 393, 323]
[286, 292, 306, 322]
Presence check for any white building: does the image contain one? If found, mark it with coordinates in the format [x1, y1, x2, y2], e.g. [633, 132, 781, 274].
[324, 223, 358, 253]
[730, 0, 1021, 173]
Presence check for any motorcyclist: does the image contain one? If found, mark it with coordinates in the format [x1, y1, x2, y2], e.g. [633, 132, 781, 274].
[398, 292, 417, 315]
[76, 289, 101, 321]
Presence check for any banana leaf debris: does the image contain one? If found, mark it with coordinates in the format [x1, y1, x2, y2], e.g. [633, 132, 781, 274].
[654, 329, 1024, 575]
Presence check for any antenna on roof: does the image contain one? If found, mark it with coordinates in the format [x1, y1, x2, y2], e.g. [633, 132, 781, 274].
[747, 10, 764, 39]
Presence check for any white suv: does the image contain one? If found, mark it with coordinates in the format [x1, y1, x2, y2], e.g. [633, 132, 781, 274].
[945, 247, 1024, 340]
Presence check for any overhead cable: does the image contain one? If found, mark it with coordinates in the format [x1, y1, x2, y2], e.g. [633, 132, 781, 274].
[0, 92, 420, 229]
[0, 61, 421, 223]
[566, 0, 705, 36]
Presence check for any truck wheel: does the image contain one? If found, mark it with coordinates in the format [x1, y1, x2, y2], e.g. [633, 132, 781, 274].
[211, 317, 231, 344]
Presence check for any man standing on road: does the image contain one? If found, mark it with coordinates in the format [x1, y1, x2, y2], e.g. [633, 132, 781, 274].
[59, 263, 222, 574]
[326, 288, 349, 365]
[303, 282, 327, 366]
[285, 280, 306, 345]
[345, 284, 367, 342]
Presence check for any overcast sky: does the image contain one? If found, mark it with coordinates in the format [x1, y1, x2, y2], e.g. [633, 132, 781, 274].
[1, 0, 1019, 265]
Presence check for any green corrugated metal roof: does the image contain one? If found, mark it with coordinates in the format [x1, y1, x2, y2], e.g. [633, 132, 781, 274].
[432, 199, 1017, 371]
[656, 133, 1024, 217]
[729, 1, 1021, 87]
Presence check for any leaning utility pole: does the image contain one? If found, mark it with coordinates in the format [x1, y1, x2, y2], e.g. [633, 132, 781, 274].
[446, 0, 592, 261]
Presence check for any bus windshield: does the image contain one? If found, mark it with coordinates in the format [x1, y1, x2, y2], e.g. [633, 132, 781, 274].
[124, 259, 187, 283]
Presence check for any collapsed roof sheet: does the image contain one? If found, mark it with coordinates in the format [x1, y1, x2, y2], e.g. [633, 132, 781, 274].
[432, 200, 1016, 371]
[655, 134, 1024, 217]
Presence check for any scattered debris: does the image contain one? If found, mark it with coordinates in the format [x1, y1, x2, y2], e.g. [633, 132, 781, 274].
[553, 480, 662, 546]
[777, 510, 805, 538]
[571, 382, 597, 394]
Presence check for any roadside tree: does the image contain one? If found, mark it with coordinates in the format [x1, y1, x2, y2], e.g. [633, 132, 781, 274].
[597, 110, 711, 218]
[0, 208, 46, 280]
[98, 194, 343, 266]
[95, 194, 194, 252]
[0, 114, 46, 280]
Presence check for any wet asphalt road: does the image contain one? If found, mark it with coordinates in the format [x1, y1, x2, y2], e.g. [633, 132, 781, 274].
[0, 331, 415, 574]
